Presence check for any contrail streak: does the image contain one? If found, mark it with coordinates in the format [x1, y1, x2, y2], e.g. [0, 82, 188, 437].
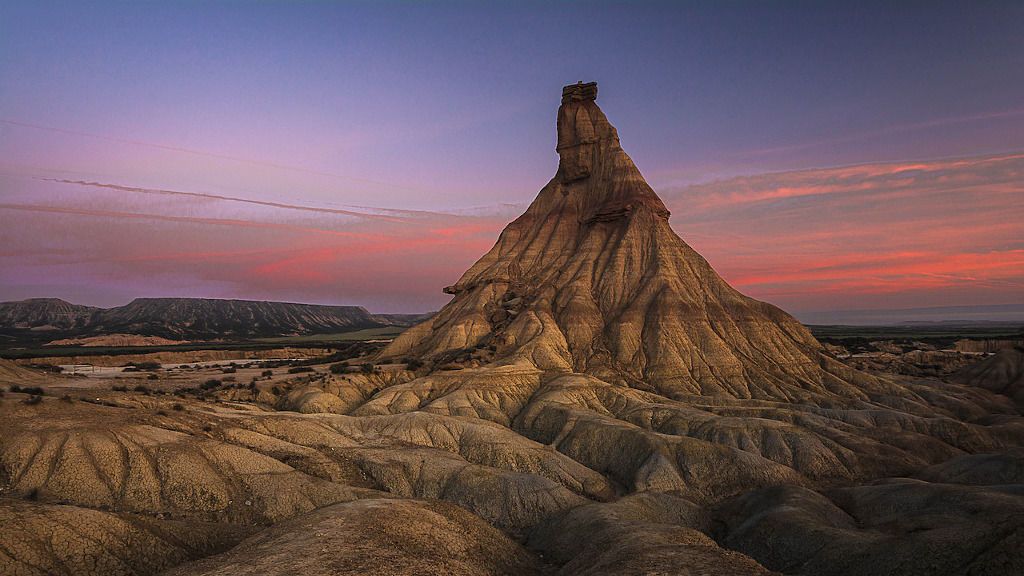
[0, 203, 378, 240]
[46, 179, 414, 224]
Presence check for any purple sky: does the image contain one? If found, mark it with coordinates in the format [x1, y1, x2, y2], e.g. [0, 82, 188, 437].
[1, 1, 1022, 319]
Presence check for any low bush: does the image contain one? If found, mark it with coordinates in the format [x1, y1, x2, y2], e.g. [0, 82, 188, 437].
[287, 366, 314, 374]
[23, 395, 43, 405]
[201, 379, 222, 390]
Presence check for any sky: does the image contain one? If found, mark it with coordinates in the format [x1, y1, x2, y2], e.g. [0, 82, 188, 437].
[0, 1, 1022, 321]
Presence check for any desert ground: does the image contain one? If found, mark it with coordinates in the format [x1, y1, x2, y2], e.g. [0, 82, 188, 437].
[2, 83, 1023, 575]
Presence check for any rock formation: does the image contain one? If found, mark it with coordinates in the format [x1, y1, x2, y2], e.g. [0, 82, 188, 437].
[384, 81, 879, 402]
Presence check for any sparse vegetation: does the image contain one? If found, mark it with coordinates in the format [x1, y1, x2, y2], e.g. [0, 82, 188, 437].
[288, 366, 314, 374]
[201, 379, 222, 390]
[261, 369, 273, 377]
[361, 363, 375, 374]
[172, 403, 185, 411]
[23, 395, 43, 405]
[403, 358, 424, 370]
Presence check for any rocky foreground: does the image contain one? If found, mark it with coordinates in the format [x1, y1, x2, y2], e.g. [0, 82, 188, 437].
[1, 84, 1022, 575]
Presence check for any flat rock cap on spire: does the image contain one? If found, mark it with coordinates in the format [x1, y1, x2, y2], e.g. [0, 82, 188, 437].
[562, 81, 598, 104]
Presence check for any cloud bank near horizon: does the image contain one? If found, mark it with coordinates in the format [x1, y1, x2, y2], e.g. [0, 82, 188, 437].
[0, 151, 1021, 317]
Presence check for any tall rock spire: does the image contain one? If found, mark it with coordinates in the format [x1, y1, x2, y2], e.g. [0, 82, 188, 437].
[384, 82, 877, 400]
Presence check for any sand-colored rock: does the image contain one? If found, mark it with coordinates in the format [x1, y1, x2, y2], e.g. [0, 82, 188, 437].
[383, 82, 882, 403]
[0, 499, 247, 576]
[161, 499, 542, 576]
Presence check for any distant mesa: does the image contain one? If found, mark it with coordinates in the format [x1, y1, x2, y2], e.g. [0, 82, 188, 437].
[0, 297, 424, 341]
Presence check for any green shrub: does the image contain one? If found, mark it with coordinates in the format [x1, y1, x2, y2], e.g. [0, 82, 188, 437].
[360, 363, 375, 374]
[201, 379, 222, 390]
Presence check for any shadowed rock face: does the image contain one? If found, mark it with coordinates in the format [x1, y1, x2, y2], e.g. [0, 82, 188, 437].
[2, 83, 1023, 575]
[953, 347, 1024, 408]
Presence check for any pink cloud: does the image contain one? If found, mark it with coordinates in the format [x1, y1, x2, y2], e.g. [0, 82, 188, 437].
[1, 151, 1021, 314]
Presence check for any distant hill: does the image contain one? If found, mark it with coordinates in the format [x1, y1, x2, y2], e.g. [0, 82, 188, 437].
[0, 298, 100, 330]
[0, 297, 425, 341]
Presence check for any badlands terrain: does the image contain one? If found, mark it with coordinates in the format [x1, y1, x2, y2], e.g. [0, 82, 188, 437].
[2, 83, 1023, 575]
